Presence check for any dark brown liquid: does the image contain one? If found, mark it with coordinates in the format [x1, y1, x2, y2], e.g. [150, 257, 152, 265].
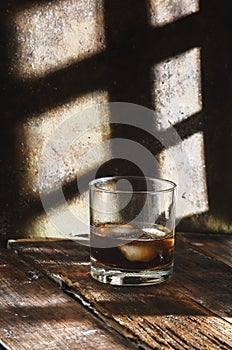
[91, 223, 174, 270]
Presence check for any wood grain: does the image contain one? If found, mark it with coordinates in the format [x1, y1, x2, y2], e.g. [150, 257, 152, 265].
[0, 248, 136, 350]
[174, 235, 232, 323]
[177, 232, 232, 268]
[9, 235, 232, 350]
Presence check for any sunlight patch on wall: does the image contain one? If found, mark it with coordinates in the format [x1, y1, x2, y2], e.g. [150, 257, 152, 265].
[16, 91, 110, 237]
[159, 132, 208, 219]
[149, 0, 199, 27]
[152, 47, 202, 130]
[23, 196, 91, 238]
[16, 91, 110, 197]
[11, 0, 105, 79]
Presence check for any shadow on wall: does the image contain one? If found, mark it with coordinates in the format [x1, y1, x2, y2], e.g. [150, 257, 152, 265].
[0, 0, 232, 244]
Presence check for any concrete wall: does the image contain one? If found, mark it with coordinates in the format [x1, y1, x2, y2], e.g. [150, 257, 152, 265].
[1, 0, 232, 243]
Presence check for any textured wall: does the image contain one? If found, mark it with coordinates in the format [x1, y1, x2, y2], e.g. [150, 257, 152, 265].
[1, 0, 232, 243]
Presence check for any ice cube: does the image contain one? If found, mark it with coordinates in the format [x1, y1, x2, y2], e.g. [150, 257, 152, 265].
[108, 224, 134, 234]
[99, 224, 136, 238]
[118, 244, 156, 262]
[142, 227, 166, 238]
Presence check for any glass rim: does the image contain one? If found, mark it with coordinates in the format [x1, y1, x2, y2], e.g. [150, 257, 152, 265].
[89, 176, 176, 194]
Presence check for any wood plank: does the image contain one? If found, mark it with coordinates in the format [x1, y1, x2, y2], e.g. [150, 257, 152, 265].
[9, 237, 232, 350]
[0, 248, 136, 350]
[174, 235, 232, 323]
[177, 232, 232, 268]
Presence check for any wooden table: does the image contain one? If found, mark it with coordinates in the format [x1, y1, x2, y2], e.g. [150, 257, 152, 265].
[0, 233, 231, 350]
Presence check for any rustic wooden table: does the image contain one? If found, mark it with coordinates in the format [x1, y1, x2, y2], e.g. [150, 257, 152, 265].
[0, 233, 231, 350]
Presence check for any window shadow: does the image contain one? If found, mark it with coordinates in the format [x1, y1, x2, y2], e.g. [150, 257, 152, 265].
[180, 0, 232, 231]
[1, 0, 232, 244]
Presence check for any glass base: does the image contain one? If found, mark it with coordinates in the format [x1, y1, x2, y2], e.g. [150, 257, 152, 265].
[90, 258, 173, 286]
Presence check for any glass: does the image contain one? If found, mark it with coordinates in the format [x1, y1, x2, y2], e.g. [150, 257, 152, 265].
[89, 176, 176, 286]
